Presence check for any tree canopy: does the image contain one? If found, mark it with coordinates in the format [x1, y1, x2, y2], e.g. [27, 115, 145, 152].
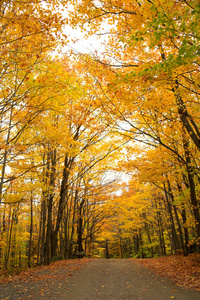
[0, 0, 199, 270]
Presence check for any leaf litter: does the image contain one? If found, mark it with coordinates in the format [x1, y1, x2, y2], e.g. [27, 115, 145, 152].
[135, 253, 200, 292]
[0, 258, 91, 285]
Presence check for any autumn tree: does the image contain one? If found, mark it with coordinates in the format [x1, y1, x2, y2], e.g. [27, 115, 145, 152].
[67, 0, 200, 242]
[68, 0, 200, 148]
[0, 52, 125, 269]
[0, 0, 68, 204]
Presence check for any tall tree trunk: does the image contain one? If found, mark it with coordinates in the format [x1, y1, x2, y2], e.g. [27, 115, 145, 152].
[133, 232, 140, 255]
[173, 205, 188, 256]
[64, 186, 73, 259]
[143, 212, 154, 257]
[155, 203, 166, 256]
[28, 189, 33, 267]
[0, 103, 14, 203]
[40, 197, 46, 265]
[105, 241, 109, 259]
[50, 126, 80, 256]
[139, 229, 145, 258]
[182, 130, 200, 240]
[77, 199, 85, 255]
[45, 148, 56, 264]
[163, 182, 180, 253]
[181, 208, 189, 251]
[4, 210, 14, 270]
[65, 187, 77, 259]
[50, 155, 74, 257]
[177, 183, 189, 252]
[167, 180, 188, 256]
[37, 207, 42, 266]
[172, 79, 200, 151]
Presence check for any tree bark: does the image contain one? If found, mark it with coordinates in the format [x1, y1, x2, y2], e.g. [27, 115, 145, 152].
[76, 199, 85, 254]
[166, 180, 188, 256]
[45, 148, 56, 264]
[172, 80, 200, 151]
[163, 182, 180, 253]
[50, 154, 75, 257]
[28, 189, 33, 267]
[182, 130, 200, 239]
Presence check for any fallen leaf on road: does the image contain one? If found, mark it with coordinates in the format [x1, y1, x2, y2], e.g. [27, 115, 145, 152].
[136, 254, 200, 292]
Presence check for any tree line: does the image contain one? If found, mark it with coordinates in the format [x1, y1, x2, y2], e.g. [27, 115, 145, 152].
[0, 0, 199, 270]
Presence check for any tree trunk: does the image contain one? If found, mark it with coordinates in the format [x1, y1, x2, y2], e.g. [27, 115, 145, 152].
[0, 103, 14, 203]
[4, 210, 14, 270]
[163, 182, 180, 253]
[139, 230, 145, 258]
[181, 208, 189, 251]
[44, 148, 56, 264]
[182, 131, 200, 240]
[133, 233, 140, 255]
[40, 198, 46, 265]
[172, 79, 200, 151]
[143, 212, 154, 257]
[50, 126, 80, 257]
[167, 180, 188, 256]
[28, 190, 33, 268]
[105, 241, 109, 259]
[177, 183, 189, 252]
[173, 205, 188, 256]
[77, 199, 85, 255]
[50, 231, 58, 258]
[51, 155, 74, 257]
[64, 185, 76, 259]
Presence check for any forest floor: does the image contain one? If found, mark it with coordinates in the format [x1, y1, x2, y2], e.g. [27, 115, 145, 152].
[0, 254, 199, 300]
[136, 253, 200, 292]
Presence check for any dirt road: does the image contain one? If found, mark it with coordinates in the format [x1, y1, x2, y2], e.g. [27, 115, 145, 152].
[0, 259, 200, 300]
